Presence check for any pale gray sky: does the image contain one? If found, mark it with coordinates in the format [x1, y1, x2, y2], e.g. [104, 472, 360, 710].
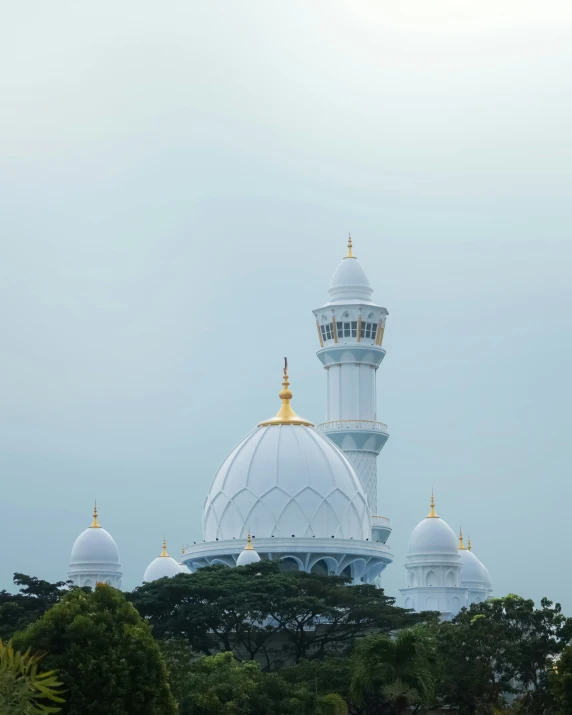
[1, 1, 571, 608]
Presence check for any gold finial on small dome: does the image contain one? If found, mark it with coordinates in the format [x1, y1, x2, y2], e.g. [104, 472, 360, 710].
[458, 527, 466, 550]
[245, 530, 254, 551]
[467, 536, 472, 551]
[160, 538, 169, 558]
[345, 233, 356, 259]
[427, 489, 439, 518]
[258, 358, 314, 427]
[90, 500, 101, 528]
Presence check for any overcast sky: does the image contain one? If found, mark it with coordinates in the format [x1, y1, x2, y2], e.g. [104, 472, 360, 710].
[1, 0, 571, 608]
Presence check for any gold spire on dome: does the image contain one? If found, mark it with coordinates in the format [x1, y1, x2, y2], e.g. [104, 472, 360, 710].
[345, 233, 356, 259]
[467, 536, 472, 551]
[244, 530, 254, 551]
[90, 500, 101, 528]
[458, 527, 466, 550]
[427, 489, 439, 518]
[160, 538, 169, 558]
[258, 358, 314, 427]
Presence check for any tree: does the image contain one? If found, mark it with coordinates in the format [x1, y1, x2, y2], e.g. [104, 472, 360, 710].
[437, 595, 572, 714]
[0, 638, 65, 714]
[549, 643, 572, 714]
[174, 651, 347, 715]
[350, 627, 438, 715]
[0, 574, 71, 641]
[129, 561, 428, 669]
[14, 584, 176, 715]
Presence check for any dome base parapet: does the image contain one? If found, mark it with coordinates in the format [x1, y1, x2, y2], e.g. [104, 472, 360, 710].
[183, 537, 393, 585]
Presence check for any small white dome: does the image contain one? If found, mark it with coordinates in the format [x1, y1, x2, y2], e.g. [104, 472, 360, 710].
[459, 548, 487, 586]
[481, 563, 492, 590]
[236, 534, 261, 566]
[144, 541, 183, 582]
[70, 508, 120, 566]
[179, 563, 192, 574]
[408, 500, 458, 557]
[328, 250, 373, 304]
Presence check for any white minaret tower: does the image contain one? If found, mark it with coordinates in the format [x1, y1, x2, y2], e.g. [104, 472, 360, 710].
[313, 237, 390, 542]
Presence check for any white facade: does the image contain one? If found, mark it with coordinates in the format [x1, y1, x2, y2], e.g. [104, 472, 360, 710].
[312, 238, 389, 523]
[68, 505, 122, 589]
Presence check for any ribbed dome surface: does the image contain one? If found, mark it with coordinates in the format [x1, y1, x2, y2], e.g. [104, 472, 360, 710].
[328, 257, 373, 303]
[408, 516, 458, 556]
[203, 423, 371, 542]
[144, 556, 182, 582]
[70, 527, 120, 566]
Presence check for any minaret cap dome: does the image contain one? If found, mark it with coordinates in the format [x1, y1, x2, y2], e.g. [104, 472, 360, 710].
[328, 237, 373, 304]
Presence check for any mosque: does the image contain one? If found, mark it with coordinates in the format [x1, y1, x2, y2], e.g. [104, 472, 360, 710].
[67, 238, 492, 620]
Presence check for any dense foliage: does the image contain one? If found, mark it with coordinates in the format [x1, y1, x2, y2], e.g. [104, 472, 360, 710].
[0, 575, 70, 641]
[13, 585, 176, 715]
[2, 569, 572, 715]
[129, 560, 428, 668]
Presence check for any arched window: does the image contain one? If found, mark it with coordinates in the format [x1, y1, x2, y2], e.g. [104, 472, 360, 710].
[425, 570, 436, 587]
[311, 559, 329, 576]
[279, 557, 300, 573]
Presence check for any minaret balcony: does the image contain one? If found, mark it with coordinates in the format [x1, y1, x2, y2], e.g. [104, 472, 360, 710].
[317, 420, 389, 454]
[317, 419, 388, 435]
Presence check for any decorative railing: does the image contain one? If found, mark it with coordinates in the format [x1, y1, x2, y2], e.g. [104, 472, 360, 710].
[317, 420, 388, 433]
[371, 514, 391, 528]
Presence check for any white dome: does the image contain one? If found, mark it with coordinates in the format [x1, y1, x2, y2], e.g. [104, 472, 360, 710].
[70, 518, 120, 566]
[236, 537, 261, 566]
[408, 515, 458, 557]
[459, 548, 487, 586]
[144, 556, 182, 582]
[203, 423, 371, 542]
[328, 255, 373, 304]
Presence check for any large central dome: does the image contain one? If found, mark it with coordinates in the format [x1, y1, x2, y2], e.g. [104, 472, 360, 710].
[203, 361, 371, 543]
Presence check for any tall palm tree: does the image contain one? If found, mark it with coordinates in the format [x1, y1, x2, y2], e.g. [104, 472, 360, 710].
[350, 627, 438, 715]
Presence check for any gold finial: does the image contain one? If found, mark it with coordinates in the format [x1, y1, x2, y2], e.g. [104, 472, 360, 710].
[427, 489, 439, 518]
[459, 527, 466, 550]
[182, 545, 185, 556]
[160, 538, 169, 558]
[245, 530, 254, 551]
[345, 233, 356, 259]
[258, 358, 314, 427]
[467, 536, 472, 551]
[90, 500, 101, 528]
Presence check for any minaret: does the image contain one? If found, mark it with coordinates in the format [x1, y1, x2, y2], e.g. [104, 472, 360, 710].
[313, 237, 389, 537]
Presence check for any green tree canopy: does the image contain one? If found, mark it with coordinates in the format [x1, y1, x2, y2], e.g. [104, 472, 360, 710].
[0, 574, 71, 641]
[437, 594, 572, 714]
[14, 584, 176, 715]
[129, 560, 429, 669]
[173, 651, 347, 715]
[350, 627, 438, 715]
